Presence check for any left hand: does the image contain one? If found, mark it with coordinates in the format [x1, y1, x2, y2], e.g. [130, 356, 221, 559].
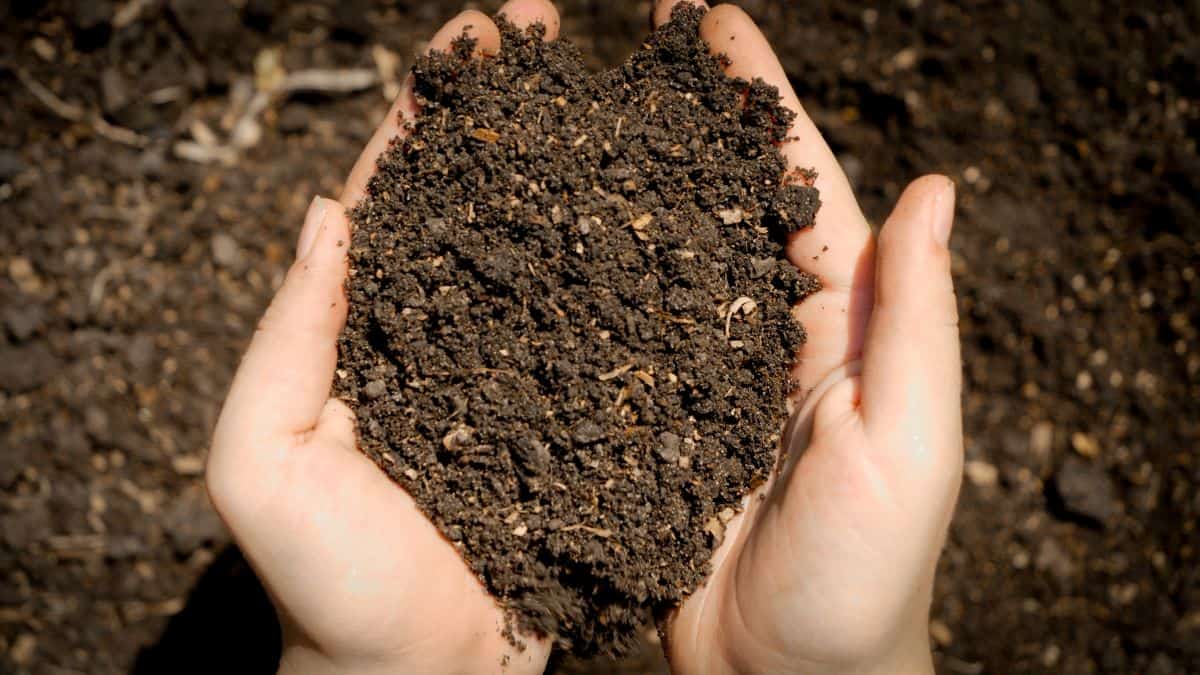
[205, 3, 564, 674]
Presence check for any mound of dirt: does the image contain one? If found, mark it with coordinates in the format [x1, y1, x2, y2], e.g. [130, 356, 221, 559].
[335, 6, 819, 656]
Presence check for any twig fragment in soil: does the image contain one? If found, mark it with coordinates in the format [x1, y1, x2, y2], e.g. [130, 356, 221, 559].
[372, 45, 403, 101]
[598, 363, 635, 381]
[559, 524, 614, 538]
[89, 262, 123, 308]
[173, 140, 238, 165]
[280, 68, 380, 95]
[17, 69, 149, 148]
[113, 0, 155, 29]
[633, 371, 656, 387]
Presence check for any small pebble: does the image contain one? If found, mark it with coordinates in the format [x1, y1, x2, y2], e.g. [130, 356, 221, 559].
[1029, 421, 1054, 458]
[211, 233, 241, 267]
[10, 633, 37, 665]
[1054, 456, 1118, 523]
[1070, 432, 1100, 458]
[363, 380, 387, 399]
[572, 421, 605, 445]
[657, 432, 681, 462]
[964, 460, 999, 487]
[929, 619, 953, 647]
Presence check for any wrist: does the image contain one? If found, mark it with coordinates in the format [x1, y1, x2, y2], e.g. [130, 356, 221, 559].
[276, 636, 547, 675]
[852, 633, 934, 675]
[277, 643, 403, 675]
[677, 624, 933, 675]
[805, 624, 933, 675]
[276, 644, 347, 675]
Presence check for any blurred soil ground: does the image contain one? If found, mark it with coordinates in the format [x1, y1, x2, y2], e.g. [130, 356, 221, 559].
[0, 1, 1197, 673]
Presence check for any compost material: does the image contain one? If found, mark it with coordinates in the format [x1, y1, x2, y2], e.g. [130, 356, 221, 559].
[335, 6, 819, 655]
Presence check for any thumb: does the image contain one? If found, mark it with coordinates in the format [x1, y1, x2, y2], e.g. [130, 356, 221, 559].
[859, 175, 961, 463]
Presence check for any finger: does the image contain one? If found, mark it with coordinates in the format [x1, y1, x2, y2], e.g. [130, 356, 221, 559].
[789, 281, 872, 395]
[340, 11, 502, 206]
[699, 5, 871, 291]
[497, 0, 561, 40]
[653, 0, 709, 28]
[214, 197, 350, 448]
[309, 398, 357, 453]
[860, 176, 961, 453]
[339, 76, 419, 207]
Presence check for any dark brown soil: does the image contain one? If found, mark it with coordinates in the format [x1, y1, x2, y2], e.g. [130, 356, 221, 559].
[1, 1, 1198, 674]
[335, 7, 818, 656]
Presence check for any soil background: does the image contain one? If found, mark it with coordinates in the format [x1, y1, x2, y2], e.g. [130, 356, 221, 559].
[0, 1, 1197, 674]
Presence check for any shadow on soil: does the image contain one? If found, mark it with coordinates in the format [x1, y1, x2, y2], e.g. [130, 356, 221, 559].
[131, 547, 281, 675]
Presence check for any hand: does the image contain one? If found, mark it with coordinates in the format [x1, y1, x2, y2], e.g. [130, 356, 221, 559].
[656, 2, 962, 675]
[204, 3, 563, 674]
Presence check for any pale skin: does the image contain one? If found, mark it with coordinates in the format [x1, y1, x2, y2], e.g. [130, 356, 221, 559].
[205, 1, 963, 674]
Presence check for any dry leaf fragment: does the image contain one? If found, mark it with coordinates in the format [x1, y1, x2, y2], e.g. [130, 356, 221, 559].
[704, 517, 724, 543]
[717, 207, 745, 224]
[724, 296, 758, 337]
[471, 128, 501, 143]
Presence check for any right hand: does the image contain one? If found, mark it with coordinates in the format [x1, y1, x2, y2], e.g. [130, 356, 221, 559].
[654, 3, 963, 674]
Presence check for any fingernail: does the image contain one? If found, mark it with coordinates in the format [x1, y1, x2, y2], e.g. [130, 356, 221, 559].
[296, 196, 328, 260]
[931, 179, 956, 248]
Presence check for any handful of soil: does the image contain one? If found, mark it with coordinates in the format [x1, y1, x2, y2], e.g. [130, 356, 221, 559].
[336, 6, 820, 656]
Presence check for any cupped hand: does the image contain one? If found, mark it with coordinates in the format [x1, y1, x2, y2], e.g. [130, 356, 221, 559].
[205, 3, 562, 674]
[656, 2, 963, 675]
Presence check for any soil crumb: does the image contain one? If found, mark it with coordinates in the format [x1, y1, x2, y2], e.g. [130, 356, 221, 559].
[336, 6, 819, 656]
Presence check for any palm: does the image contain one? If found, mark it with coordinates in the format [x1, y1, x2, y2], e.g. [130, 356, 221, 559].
[670, 385, 957, 673]
[210, 240, 551, 673]
[251, 428, 540, 672]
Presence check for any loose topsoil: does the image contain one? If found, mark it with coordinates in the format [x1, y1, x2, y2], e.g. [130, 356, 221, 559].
[335, 6, 819, 656]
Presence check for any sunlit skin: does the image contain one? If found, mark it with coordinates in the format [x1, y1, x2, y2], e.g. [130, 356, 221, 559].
[205, 1, 962, 674]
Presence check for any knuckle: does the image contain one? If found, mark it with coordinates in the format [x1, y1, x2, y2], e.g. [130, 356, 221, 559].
[811, 375, 862, 432]
[204, 447, 259, 525]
